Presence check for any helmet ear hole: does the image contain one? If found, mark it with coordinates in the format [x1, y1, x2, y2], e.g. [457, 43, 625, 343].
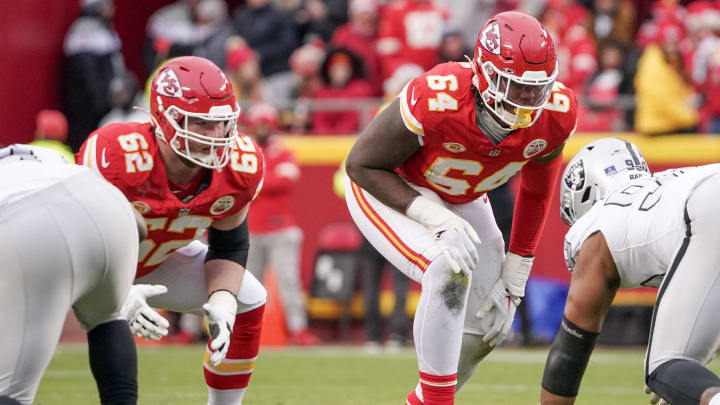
[580, 186, 592, 203]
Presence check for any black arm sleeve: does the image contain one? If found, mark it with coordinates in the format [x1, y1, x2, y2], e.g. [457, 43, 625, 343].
[541, 316, 599, 398]
[204, 218, 250, 267]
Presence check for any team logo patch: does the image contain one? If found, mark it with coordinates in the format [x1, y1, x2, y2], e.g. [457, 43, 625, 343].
[480, 23, 501, 55]
[523, 139, 548, 158]
[131, 201, 151, 214]
[443, 142, 467, 153]
[155, 69, 183, 98]
[210, 196, 235, 215]
[564, 160, 585, 190]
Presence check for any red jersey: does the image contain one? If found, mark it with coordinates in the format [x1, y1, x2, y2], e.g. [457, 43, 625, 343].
[396, 61, 578, 205]
[248, 137, 299, 234]
[377, 0, 449, 80]
[77, 122, 264, 278]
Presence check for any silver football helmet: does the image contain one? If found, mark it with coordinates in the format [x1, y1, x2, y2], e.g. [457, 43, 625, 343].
[560, 138, 649, 226]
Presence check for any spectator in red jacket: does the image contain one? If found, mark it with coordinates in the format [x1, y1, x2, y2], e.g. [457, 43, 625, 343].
[540, 3, 596, 94]
[376, 0, 449, 81]
[331, 0, 383, 95]
[225, 37, 264, 103]
[245, 103, 320, 346]
[310, 48, 374, 134]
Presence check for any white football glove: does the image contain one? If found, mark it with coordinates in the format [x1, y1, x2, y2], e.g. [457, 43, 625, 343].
[501, 252, 534, 297]
[203, 290, 237, 367]
[406, 196, 481, 275]
[644, 385, 668, 405]
[120, 284, 170, 340]
[476, 279, 520, 347]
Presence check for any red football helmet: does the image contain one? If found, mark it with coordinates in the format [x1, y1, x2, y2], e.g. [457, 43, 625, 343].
[472, 11, 558, 129]
[150, 56, 240, 169]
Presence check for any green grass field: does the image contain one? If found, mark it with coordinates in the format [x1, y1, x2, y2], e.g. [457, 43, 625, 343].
[34, 344, 720, 405]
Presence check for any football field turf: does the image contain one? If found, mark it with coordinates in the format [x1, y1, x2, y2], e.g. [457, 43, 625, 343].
[36, 344, 720, 404]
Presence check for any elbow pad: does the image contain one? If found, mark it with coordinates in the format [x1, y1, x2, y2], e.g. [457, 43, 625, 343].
[204, 219, 250, 267]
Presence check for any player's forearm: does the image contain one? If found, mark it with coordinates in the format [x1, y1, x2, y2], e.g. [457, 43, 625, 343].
[205, 259, 245, 297]
[346, 164, 420, 213]
[508, 155, 563, 256]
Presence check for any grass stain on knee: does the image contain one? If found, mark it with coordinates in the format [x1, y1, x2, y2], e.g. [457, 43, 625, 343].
[439, 272, 469, 314]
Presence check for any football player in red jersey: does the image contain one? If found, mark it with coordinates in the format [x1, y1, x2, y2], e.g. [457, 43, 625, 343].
[77, 56, 266, 405]
[345, 11, 578, 405]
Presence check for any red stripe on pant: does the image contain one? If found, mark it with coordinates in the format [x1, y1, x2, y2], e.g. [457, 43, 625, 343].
[204, 305, 265, 390]
[419, 371, 457, 405]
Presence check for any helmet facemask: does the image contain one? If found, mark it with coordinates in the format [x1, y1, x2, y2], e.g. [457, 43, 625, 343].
[160, 103, 240, 170]
[476, 58, 557, 130]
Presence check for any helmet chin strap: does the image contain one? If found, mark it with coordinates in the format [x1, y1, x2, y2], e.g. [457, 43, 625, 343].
[476, 99, 512, 144]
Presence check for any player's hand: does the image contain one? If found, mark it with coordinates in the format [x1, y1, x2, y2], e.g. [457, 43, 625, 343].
[644, 385, 668, 405]
[501, 252, 534, 297]
[476, 279, 520, 347]
[435, 227, 478, 275]
[121, 284, 170, 340]
[406, 196, 481, 275]
[203, 290, 238, 367]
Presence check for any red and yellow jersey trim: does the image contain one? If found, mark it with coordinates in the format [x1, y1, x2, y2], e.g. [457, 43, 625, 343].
[80, 133, 100, 172]
[399, 82, 425, 137]
[350, 181, 430, 271]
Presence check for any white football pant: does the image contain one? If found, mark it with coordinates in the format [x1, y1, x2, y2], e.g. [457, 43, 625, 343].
[0, 170, 138, 404]
[646, 173, 720, 375]
[345, 175, 505, 381]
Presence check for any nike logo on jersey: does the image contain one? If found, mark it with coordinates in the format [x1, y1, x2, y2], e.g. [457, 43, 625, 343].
[411, 87, 418, 106]
[101, 148, 110, 168]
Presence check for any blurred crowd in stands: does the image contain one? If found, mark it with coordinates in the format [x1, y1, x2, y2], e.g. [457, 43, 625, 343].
[51, 0, 720, 347]
[60, 0, 720, 153]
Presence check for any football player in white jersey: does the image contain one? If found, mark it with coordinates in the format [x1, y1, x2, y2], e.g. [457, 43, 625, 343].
[0, 145, 147, 405]
[540, 138, 720, 405]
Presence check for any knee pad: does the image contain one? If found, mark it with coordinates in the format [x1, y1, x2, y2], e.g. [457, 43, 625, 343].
[236, 270, 267, 313]
[0, 396, 22, 405]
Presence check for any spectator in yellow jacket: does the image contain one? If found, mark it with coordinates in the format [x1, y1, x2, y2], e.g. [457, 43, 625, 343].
[634, 23, 698, 135]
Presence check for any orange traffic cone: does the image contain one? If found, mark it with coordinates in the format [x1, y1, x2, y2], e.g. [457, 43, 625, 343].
[259, 268, 289, 347]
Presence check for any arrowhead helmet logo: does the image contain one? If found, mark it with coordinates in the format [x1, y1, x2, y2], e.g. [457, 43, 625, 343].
[480, 23, 501, 55]
[156, 69, 183, 98]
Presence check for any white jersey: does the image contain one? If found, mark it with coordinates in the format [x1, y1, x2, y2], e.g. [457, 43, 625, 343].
[564, 164, 720, 288]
